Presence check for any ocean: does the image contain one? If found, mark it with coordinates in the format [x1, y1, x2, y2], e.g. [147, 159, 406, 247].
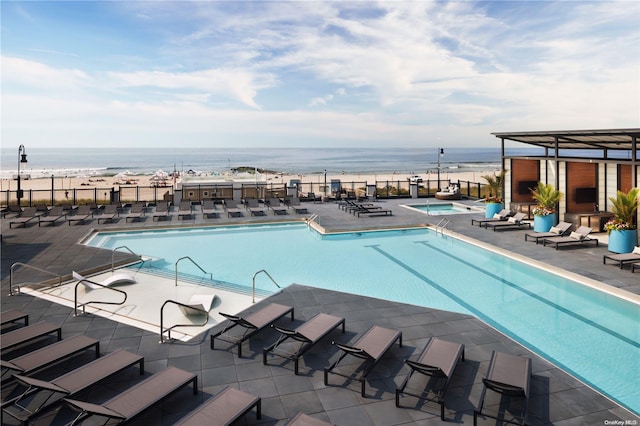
[1, 146, 543, 179]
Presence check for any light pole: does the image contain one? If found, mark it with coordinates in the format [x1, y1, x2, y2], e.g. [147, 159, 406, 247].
[324, 169, 327, 198]
[436, 148, 444, 191]
[17, 145, 28, 206]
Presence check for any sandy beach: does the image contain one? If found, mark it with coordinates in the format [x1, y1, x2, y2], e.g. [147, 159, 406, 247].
[1, 168, 499, 204]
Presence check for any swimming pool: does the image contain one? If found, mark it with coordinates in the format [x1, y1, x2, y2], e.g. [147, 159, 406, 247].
[85, 223, 640, 414]
[403, 202, 485, 215]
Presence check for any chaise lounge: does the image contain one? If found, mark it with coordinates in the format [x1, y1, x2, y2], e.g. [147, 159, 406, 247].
[211, 303, 294, 357]
[603, 246, 640, 268]
[324, 325, 402, 397]
[474, 351, 531, 426]
[38, 206, 67, 227]
[524, 221, 572, 243]
[1, 321, 62, 354]
[67, 205, 92, 225]
[471, 209, 511, 227]
[542, 226, 598, 250]
[63, 366, 197, 425]
[485, 212, 530, 231]
[8, 207, 40, 228]
[263, 312, 346, 375]
[175, 386, 261, 425]
[395, 337, 465, 421]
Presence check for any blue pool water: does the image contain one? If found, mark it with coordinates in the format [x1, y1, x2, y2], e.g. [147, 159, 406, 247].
[85, 223, 640, 414]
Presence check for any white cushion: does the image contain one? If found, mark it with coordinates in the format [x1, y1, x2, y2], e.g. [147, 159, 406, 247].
[570, 231, 583, 240]
[508, 217, 518, 223]
[549, 226, 561, 234]
[633, 246, 640, 254]
[493, 213, 502, 219]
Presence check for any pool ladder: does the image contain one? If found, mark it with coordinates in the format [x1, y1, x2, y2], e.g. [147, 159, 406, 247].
[9, 262, 63, 296]
[307, 214, 319, 228]
[74, 277, 128, 317]
[252, 269, 281, 303]
[435, 218, 453, 236]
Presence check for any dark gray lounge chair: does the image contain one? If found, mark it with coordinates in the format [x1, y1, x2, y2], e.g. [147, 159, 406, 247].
[1, 335, 99, 383]
[245, 198, 266, 216]
[395, 337, 465, 420]
[2, 349, 144, 424]
[603, 248, 640, 268]
[543, 226, 598, 250]
[201, 200, 220, 218]
[288, 197, 308, 214]
[38, 206, 67, 227]
[474, 351, 531, 426]
[178, 201, 193, 219]
[286, 412, 332, 426]
[175, 386, 261, 425]
[96, 204, 119, 223]
[0, 309, 29, 328]
[67, 205, 92, 225]
[485, 212, 530, 231]
[1, 321, 62, 353]
[2, 205, 22, 219]
[471, 209, 510, 227]
[356, 205, 392, 217]
[263, 313, 345, 374]
[9, 207, 40, 228]
[63, 366, 197, 424]
[524, 221, 572, 243]
[211, 303, 294, 358]
[152, 201, 170, 221]
[324, 325, 402, 397]
[267, 198, 288, 215]
[125, 203, 146, 222]
[224, 199, 244, 217]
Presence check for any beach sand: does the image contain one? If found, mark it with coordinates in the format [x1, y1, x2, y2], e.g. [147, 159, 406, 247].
[1, 169, 498, 203]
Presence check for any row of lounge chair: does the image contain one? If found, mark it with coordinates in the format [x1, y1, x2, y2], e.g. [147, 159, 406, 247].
[210, 302, 531, 424]
[337, 199, 393, 217]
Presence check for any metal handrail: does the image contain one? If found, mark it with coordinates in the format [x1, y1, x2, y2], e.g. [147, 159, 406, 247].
[435, 218, 453, 236]
[175, 256, 212, 286]
[111, 246, 143, 272]
[74, 278, 128, 316]
[9, 262, 63, 296]
[252, 269, 281, 303]
[159, 300, 209, 343]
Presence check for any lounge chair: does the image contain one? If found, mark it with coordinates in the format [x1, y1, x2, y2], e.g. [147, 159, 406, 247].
[245, 198, 266, 216]
[485, 212, 531, 231]
[356, 205, 392, 217]
[395, 337, 465, 421]
[124, 203, 146, 222]
[38, 206, 67, 227]
[286, 412, 332, 426]
[632, 262, 640, 273]
[63, 366, 197, 425]
[288, 197, 308, 214]
[34, 203, 51, 213]
[211, 303, 294, 358]
[9, 207, 40, 228]
[152, 201, 170, 221]
[603, 246, 640, 268]
[524, 221, 573, 243]
[96, 204, 119, 223]
[1, 321, 62, 354]
[324, 325, 402, 397]
[2, 349, 144, 424]
[267, 198, 288, 215]
[175, 386, 261, 425]
[0, 309, 29, 328]
[179, 294, 217, 316]
[543, 226, 599, 250]
[1, 335, 99, 383]
[201, 200, 220, 218]
[474, 351, 531, 426]
[263, 313, 346, 375]
[2, 205, 22, 219]
[471, 209, 510, 227]
[178, 201, 193, 219]
[72, 271, 137, 290]
[224, 199, 244, 217]
[67, 205, 92, 225]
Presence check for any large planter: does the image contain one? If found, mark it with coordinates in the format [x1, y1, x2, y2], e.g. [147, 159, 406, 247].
[485, 202, 504, 218]
[533, 214, 556, 232]
[607, 229, 638, 254]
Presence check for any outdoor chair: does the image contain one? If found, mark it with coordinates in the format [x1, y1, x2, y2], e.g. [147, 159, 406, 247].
[543, 226, 598, 250]
[524, 221, 573, 243]
[211, 303, 294, 358]
[152, 201, 170, 221]
[178, 201, 193, 219]
[485, 212, 531, 231]
[603, 246, 640, 268]
[67, 205, 92, 225]
[224, 199, 244, 217]
[395, 337, 465, 421]
[1, 321, 62, 354]
[474, 351, 531, 426]
[96, 204, 119, 223]
[324, 325, 402, 397]
[8, 207, 40, 228]
[201, 200, 220, 218]
[287, 197, 308, 214]
[125, 202, 146, 222]
[38, 206, 67, 227]
[286, 412, 332, 426]
[471, 209, 511, 227]
[263, 313, 346, 374]
[267, 198, 288, 215]
[0, 309, 29, 329]
[245, 198, 266, 216]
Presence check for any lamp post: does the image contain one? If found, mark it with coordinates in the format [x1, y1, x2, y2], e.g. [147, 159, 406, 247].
[436, 148, 444, 191]
[17, 145, 28, 206]
[324, 169, 327, 197]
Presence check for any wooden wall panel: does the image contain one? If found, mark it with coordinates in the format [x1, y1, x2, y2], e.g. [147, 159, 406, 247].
[567, 162, 597, 213]
[510, 159, 539, 203]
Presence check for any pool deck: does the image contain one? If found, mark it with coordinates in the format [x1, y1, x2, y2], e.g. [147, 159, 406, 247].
[2, 198, 639, 425]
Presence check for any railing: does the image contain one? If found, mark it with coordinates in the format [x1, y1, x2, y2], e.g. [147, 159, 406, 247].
[74, 277, 128, 316]
[307, 213, 319, 228]
[435, 218, 453, 236]
[251, 269, 281, 303]
[159, 300, 209, 343]
[175, 256, 212, 286]
[9, 262, 64, 296]
[111, 246, 143, 272]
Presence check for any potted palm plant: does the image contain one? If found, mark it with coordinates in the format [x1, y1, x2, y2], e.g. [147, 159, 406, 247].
[604, 188, 639, 253]
[530, 182, 563, 232]
[481, 171, 507, 218]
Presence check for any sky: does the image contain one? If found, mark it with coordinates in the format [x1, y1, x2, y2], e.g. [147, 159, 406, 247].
[2, 0, 639, 149]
